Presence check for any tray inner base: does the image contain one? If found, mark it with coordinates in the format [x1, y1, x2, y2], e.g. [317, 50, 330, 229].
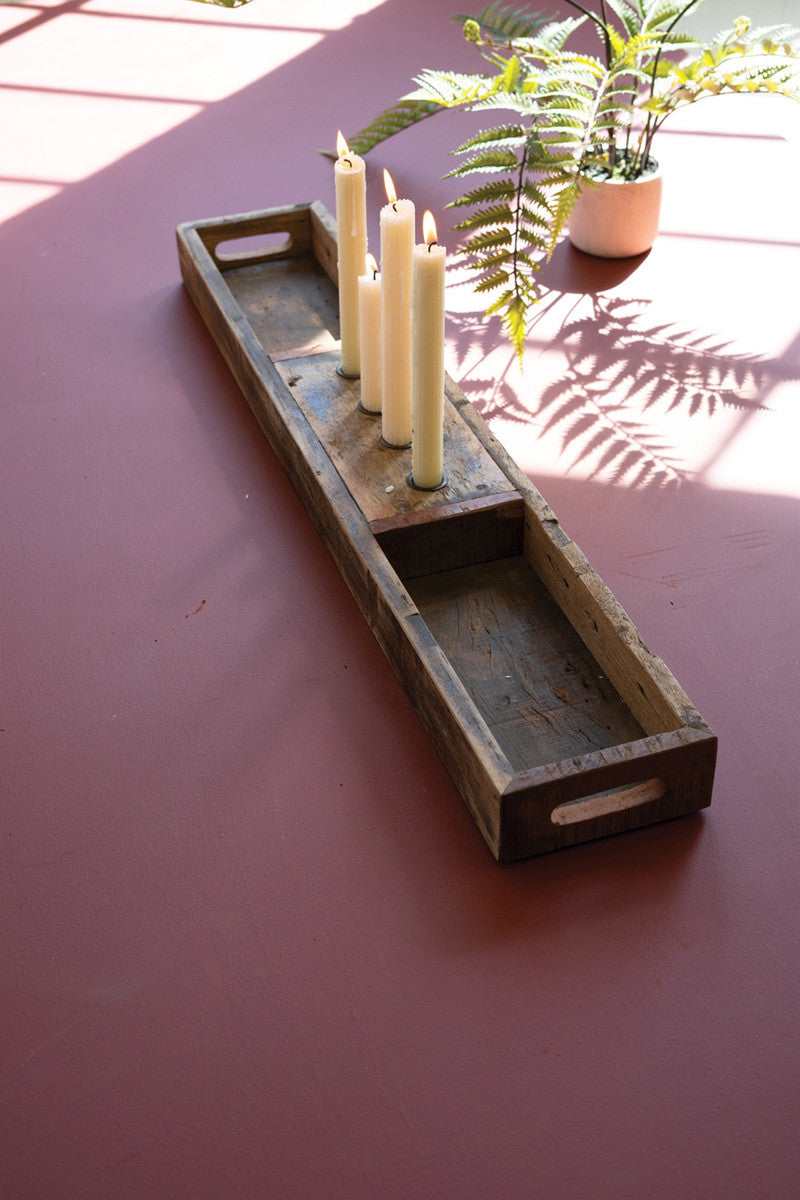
[225, 253, 339, 360]
[406, 555, 646, 774]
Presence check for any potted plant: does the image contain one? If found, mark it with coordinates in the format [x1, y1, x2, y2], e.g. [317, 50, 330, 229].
[347, 1, 800, 359]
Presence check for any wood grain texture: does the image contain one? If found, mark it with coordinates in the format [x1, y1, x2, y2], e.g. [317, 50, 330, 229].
[447, 382, 710, 737]
[274, 349, 514, 526]
[498, 726, 717, 862]
[407, 555, 646, 773]
[176, 203, 716, 861]
[374, 493, 524, 580]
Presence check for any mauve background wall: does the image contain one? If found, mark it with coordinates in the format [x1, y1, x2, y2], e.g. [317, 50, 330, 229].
[2, 1, 799, 1196]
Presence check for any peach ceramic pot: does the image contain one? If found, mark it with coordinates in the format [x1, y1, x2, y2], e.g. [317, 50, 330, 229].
[568, 164, 663, 258]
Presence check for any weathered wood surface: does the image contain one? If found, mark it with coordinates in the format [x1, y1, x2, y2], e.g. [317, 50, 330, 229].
[446, 382, 709, 737]
[176, 202, 716, 861]
[408, 555, 646, 773]
[499, 725, 717, 861]
[374, 493, 524, 580]
[274, 349, 514, 526]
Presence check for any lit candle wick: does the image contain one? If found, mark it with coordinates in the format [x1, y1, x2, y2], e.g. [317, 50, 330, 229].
[365, 252, 379, 282]
[336, 130, 353, 169]
[422, 210, 439, 255]
[383, 168, 400, 214]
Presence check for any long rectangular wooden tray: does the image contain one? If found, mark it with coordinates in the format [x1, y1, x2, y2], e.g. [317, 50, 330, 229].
[176, 201, 716, 862]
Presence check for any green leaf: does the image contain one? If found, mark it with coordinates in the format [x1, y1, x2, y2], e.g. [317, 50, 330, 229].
[451, 4, 547, 43]
[453, 124, 527, 154]
[518, 204, 550, 232]
[484, 289, 514, 316]
[503, 294, 529, 366]
[463, 227, 513, 253]
[452, 202, 515, 229]
[469, 248, 517, 272]
[521, 181, 552, 208]
[473, 269, 512, 293]
[411, 69, 496, 106]
[501, 54, 522, 91]
[445, 147, 520, 176]
[328, 97, 443, 157]
[448, 179, 518, 207]
[602, 0, 642, 38]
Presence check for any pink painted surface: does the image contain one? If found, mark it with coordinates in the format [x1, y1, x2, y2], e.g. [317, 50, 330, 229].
[2, 2, 799, 1197]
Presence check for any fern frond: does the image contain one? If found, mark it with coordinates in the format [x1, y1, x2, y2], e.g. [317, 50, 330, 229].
[518, 204, 551, 232]
[462, 227, 513, 253]
[545, 177, 581, 258]
[445, 147, 521, 176]
[608, 25, 627, 60]
[409, 69, 497, 106]
[602, 0, 642, 39]
[472, 269, 512, 293]
[452, 3, 547, 43]
[527, 16, 587, 54]
[502, 294, 529, 365]
[521, 180, 551, 208]
[453, 124, 527, 153]
[484, 288, 514, 314]
[645, 2, 703, 33]
[449, 179, 518, 207]
[338, 97, 443, 156]
[470, 248, 518, 272]
[452, 202, 515, 230]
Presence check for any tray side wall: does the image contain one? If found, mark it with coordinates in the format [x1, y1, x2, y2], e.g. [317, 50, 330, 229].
[446, 384, 714, 741]
[499, 727, 717, 862]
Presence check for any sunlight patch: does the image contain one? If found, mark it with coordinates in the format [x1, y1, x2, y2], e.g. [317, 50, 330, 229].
[0, 181, 61, 225]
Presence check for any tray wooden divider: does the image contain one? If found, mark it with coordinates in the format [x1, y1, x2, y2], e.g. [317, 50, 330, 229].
[176, 201, 716, 862]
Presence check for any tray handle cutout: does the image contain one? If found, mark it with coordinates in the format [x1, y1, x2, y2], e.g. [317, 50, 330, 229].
[551, 777, 666, 825]
[210, 229, 295, 266]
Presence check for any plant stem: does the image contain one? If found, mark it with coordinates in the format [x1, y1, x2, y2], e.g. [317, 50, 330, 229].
[512, 134, 529, 300]
[562, 0, 612, 68]
[645, 1, 701, 112]
[564, 0, 618, 163]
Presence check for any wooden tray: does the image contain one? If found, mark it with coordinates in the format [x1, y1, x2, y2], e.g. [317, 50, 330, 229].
[176, 201, 716, 862]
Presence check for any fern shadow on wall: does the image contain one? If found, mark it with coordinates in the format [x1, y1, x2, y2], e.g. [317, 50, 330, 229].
[451, 253, 772, 491]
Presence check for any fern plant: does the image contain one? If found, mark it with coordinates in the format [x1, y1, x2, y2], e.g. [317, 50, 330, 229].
[347, 1, 800, 361]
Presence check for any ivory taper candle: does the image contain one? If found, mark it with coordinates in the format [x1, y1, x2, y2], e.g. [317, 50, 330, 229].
[380, 170, 414, 447]
[334, 131, 367, 378]
[358, 253, 382, 414]
[410, 211, 446, 490]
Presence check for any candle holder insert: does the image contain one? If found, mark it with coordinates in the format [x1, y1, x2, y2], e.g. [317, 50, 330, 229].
[176, 201, 716, 863]
[407, 473, 448, 493]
